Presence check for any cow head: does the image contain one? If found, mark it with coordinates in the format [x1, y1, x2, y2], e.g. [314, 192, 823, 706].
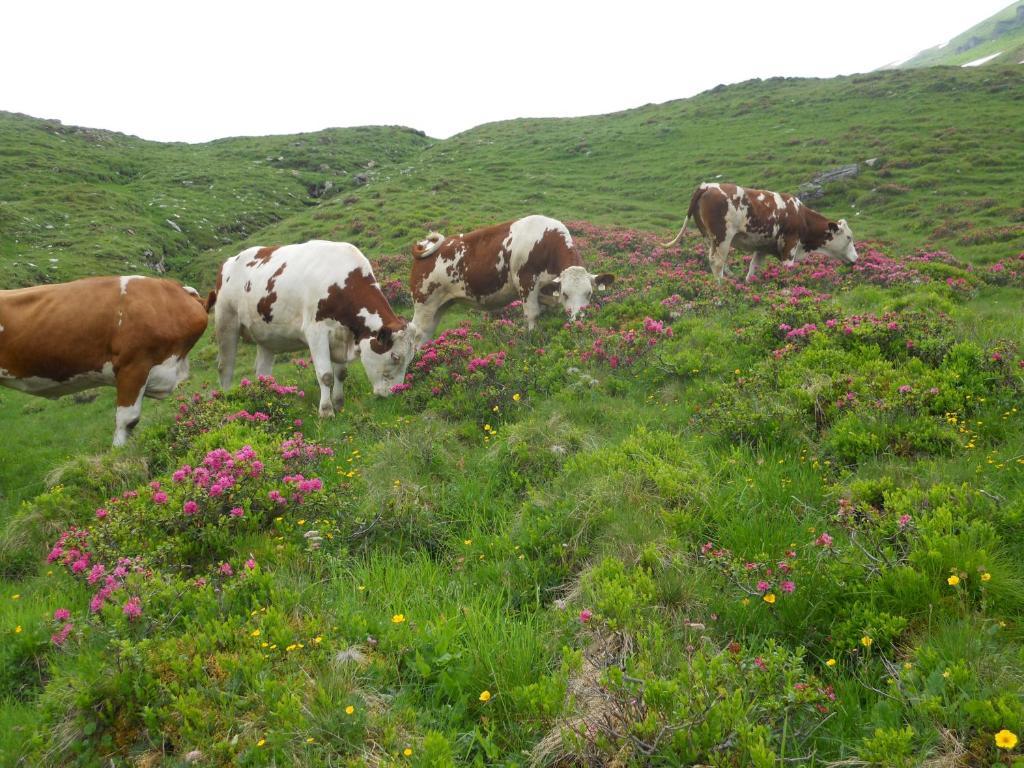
[546, 266, 615, 319]
[824, 219, 858, 265]
[359, 320, 419, 396]
[412, 232, 445, 259]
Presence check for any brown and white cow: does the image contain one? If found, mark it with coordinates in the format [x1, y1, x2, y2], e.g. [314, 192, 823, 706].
[0, 276, 209, 446]
[409, 215, 614, 344]
[211, 240, 419, 415]
[662, 183, 858, 282]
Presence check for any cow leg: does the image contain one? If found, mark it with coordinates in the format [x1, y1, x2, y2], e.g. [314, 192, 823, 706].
[780, 237, 802, 268]
[254, 345, 275, 378]
[709, 237, 733, 281]
[215, 310, 240, 389]
[331, 363, 348, 410]
[411, 297, 446, 347]
[746, 252, 765, 282]
[523, 288, 543, 331]
[304, 327, 336, 418]
[113, 366, 149, 447]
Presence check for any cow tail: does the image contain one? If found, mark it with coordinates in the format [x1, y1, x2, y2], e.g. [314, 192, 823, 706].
[206, 290, 217, 312]
[412, 232, 445, 259]
[661, 185, 705, 248]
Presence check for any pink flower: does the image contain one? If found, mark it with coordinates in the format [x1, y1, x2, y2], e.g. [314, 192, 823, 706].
[744, 562, 758, 571]
[122, 596, 142, 620]
[152, 491, 168, 505]
[754, 657, 766, 669]
[183, 500, 198, 516]
[219, 562, 234, 576]
[579, 609, 593, 623]
[194, 577, 207, 588]
[51, 622, 73, 647]
[230, 507, 244, 518]
[701, 542, 714, 554]
[269, 490, 286, 505]
[781, 581, 796, 593]
[756, 580, 771, 593]
[53, 608, 70, 621]
[816, 532, 834, 548]
[898, 514, 911, 528]
[245, 558, 257, 571]
[898, 385, 912, 394]
[95, 507, 108, 520]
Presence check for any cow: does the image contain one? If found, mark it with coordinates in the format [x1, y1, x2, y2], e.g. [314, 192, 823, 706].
[211, 240, 419, 416]
[409, 215, 614, 344]
[0, 276, 209, 446]
[661, 183, 858, 282]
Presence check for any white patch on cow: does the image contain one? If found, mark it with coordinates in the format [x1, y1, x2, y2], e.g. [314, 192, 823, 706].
[0, 361, 117, 398]
[144, 354, 188, 399]
[962, 51, 1002, 67]
[0, 322, 4, 333]
[772, 192, 786, 210]
[357, 307, 383, 332]
[756, 193, 765, 201]
[120, 275, 143, 295]
[182, 286, 200, 298]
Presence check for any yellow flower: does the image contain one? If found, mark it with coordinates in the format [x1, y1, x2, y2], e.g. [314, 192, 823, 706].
[860, 636, 873, 648]
[903, 662, 913, 671]
[250, 629, 261, 637]
[942, 669, 951, 678]
[995, 729, 1018, 750]
[392, 614, 405, 624]
[313, 636, 322, 644]
[11, 594, 20, 600]
[306, 737, 315, 743]
[345, 705, 355, 715]
[826, 658, 837, 667]
[513, 393, 521, 402]
[483, 424, 491, 432]
[479, 690, 492, 702]
[14, 625, 22, 634]
[763, 593, 776, 604]
[403, 748, 413, 757]
[464, 539, 472, 546]
[257, 738, 266, 747]
[741, 598, 750, 606]
[981, 572, 991, 582]
[947, 574, 960, 586]
[358, 585, 365, 591]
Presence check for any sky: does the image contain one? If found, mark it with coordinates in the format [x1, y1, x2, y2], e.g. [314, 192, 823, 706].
[1, 0, 1014, 143]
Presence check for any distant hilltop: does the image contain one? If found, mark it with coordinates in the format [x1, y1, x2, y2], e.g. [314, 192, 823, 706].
[880, 1, 1024, 69]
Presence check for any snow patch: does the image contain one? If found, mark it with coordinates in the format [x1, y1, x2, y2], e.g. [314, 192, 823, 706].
[962, 51, 1003, 67]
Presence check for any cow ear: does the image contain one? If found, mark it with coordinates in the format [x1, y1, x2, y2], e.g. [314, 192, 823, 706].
[540, 281, 559, 297]
[838, 218, 848, 228]
[593, 273, 615, 290]
[828, 221, 840, 233]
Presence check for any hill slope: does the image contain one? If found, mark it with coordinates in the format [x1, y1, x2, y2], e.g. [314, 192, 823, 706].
[895, 1, 1024, 68]
[2, 66, 1022, 291]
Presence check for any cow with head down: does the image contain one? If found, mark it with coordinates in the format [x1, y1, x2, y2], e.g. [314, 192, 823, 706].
[409, 215, 614, 345]
[0, 276, 209, 446]
[662, 182, 858, 282]
[211, 240, 419, 415]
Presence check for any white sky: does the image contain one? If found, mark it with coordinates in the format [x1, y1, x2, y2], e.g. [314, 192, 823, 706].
[1, 0, 1014, 142]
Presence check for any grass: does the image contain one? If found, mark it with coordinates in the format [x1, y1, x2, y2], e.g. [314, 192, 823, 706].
[1, 64, 1024, 766]
[898, 1, 1024, 68]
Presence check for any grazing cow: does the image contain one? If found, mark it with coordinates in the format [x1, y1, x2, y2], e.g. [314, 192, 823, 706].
[409, 215, 614, 344]
[211, 240, 419, 415]
[662, 183, 858, 281]
[0, 276, 208, 446]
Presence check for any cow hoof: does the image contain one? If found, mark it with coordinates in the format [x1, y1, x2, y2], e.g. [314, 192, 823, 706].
[318, 405, 335, 418]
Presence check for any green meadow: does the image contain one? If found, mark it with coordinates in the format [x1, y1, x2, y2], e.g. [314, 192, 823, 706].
[1, 65, 1023, 766]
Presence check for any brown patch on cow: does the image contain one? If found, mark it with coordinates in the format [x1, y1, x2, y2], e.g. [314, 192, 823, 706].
[410, 224, 515, 303]
[244, 281, 252, 292]
[315, 264, 406, 346]
[517, 227, 581, 296]
[246, 245, 281, 268]
[256, 263, 287, 323]
[0, 276, 208, 393]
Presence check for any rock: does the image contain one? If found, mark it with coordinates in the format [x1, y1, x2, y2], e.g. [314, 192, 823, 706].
[365, 160, 376, 169]
[353, 173, 369, 186]
[318, 163, 331, 172]
[865, 157, 882, 168]
[166, 219, 182, 233]
[798, 163, 860, 200]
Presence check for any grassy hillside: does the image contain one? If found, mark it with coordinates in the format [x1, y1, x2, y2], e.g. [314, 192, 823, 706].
[0, 112, 429, 286]
[2, 66, 1024, 766]
[897, 2, 1024, 68]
